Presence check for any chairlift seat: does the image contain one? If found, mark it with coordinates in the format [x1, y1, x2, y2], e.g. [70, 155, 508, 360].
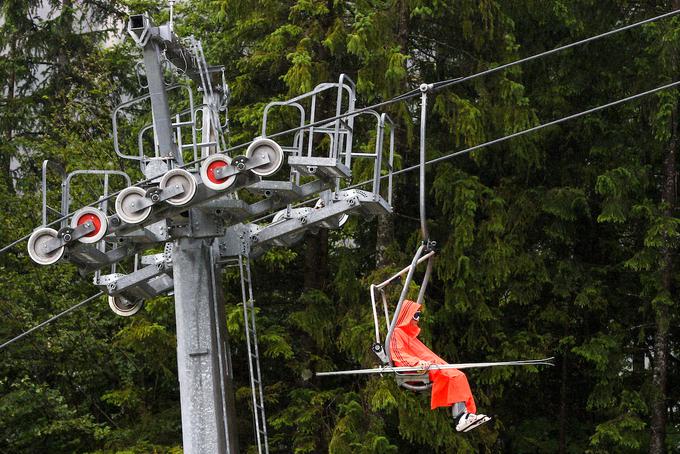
[394, 369, 433, 392]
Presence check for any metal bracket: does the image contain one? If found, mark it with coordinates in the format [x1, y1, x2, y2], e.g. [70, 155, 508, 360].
[44, 222, 96, 253]
[128, 14, 152, 47]
[424, 239, 437, 252]
[114, 219, 170, 243]
[218, 223, 259, 258]
[212, 153, 271, 179]
[128, 184, 185, 213]
[187, 208, 224, 239]
[163, 242, 174, 263]
[94, 272, 126, 287]
[99, 261, 169, 294]
[371, 343, 388, 364]
[141, 251, 171, 266]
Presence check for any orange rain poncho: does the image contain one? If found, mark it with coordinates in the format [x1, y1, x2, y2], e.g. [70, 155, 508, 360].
[389, 300, 476, 412]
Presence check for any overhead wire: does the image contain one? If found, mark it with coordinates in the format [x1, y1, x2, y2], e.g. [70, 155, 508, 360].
[0, 298, 121, 427]
[0, 291, 104, 351]
[253, 79, 680, 221]
[2, 7, 678, 257]
[367, 79, 680, 183]
[6, 79, 675, 352]
[1, 8, 679, 352]
[432, 8, 680, 92]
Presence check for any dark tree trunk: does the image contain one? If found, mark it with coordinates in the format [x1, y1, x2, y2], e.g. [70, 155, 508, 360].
[376, 0, 410, 268]
[304, 229, 328, 291]
[649, 100, 677, 454]
[558, 352, 568, 454]
[649, 4, 680, 450]
[1, 36, 17, 194]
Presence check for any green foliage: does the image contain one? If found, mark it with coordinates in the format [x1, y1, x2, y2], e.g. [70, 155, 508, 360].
[329, 398, 397, 454]
[2, 1, 680, 453]
[0, 377, 103, 452]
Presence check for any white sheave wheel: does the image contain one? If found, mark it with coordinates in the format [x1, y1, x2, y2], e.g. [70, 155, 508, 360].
[108, 295, 143, 317]
[159, 168, 197, 206]
[246, 137, 284, 177]
[27, 227, 64, 265]
[115, 186, 152, 224]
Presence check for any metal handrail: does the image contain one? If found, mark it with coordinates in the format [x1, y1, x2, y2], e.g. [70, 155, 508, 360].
[112, 83, 193, 163]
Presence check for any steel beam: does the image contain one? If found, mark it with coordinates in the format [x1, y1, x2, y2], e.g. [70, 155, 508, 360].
[128, 15, 180, 166]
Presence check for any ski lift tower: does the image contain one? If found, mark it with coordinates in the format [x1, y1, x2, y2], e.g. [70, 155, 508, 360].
[126, 14, 240, 452]
[26, 10, 397, 453]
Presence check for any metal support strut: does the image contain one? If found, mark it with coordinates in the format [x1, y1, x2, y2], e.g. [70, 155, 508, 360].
[238, 255, 269, 454]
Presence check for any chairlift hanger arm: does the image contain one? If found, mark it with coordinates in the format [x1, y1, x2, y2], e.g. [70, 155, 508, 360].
[382, 90, 433, 366]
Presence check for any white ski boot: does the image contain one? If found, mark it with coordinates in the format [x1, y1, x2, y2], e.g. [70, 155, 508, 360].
[455, 412, 491, 432]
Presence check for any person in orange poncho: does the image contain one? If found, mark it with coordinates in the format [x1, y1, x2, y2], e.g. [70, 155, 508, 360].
[389, 299, 490, 432]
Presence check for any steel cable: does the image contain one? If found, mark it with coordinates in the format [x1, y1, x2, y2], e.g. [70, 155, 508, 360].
[253, 79, 680, 221]
[6, 78, 676, 353]
[1, 8, 679, 255]
[0, 292, 104, 351]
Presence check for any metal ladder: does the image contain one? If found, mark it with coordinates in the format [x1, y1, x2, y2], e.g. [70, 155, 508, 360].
[237, 254, 269, 454]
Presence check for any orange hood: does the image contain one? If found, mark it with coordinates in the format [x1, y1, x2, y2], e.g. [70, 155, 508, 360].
[395, 299, 421, 338]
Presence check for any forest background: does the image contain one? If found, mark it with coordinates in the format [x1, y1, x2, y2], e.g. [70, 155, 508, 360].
[1, 0, 679, 452]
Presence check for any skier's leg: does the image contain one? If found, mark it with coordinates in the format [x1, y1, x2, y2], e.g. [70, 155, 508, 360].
[451, 402, 467, 419]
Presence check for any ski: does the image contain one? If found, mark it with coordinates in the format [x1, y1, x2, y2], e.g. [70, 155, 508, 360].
[316, 357, 555, 377]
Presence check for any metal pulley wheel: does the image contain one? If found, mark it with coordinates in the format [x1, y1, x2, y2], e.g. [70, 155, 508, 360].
[314, 198, 349, 228]
[246, 137, 284, 177]
[108, 295, 143, 317]
[271, 207, 311, 246]
[200, 154, 237, 191]
[272, 207, 312, 223]
[159, 168, 197, 206]
[27, 227, 64, 265]
[115, 186, 151, 224]
[71, 207, 108, 243]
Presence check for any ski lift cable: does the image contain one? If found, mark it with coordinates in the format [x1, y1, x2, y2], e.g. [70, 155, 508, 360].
[0, 305, 122, 427]
[1, 7, 678, 256]
[349, 79, 680, 191]
[432, 8, 680, 92]
[172, 7, 680, 170]
[0, 291, 104, 351]
[252, 77, 680, 224]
